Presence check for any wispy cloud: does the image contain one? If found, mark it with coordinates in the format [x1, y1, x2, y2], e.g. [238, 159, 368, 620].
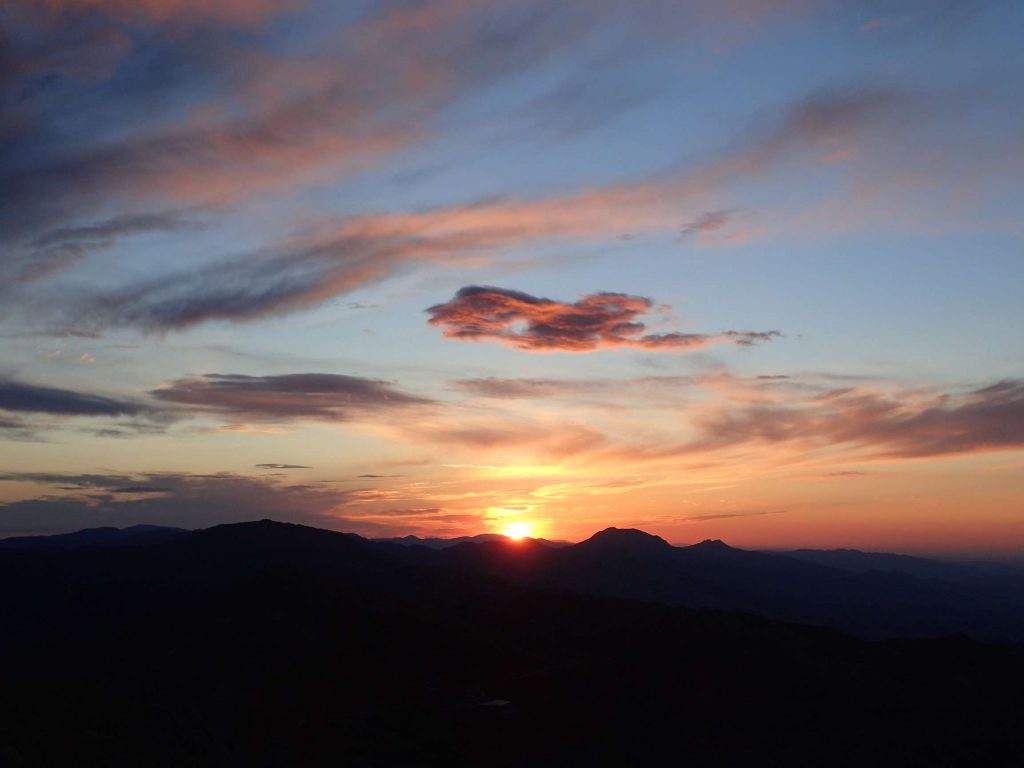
[689, 379, 1024, 460]
[680, 209, 736, 239]
[2, 210, 200, 289]
[150, 373, 431, 422]
[10, 79, 935, 333]
[680, 509, 788, 523]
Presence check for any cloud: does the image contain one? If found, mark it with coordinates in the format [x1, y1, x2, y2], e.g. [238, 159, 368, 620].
[33, 211, 198, 251]
[691, 379, 1024, 460]
[426, 286, 780, 352]
[450, 372, 809, 402]
[20, 81, 936, 333]
[74, 225, 430, 330]
[0, 3, 445, 251]
[0, 471, 348, 535]
[0, 471, 146, 488]
[9, 58, 931, 332]
[680, 509, 788, 522]
[453, 377, 600, 399]
[0, 415, 36, 440]
[3, 210, 202, 288]
[150, 373, 431, 422]
[5, 1, 1013, 341]
[397, 414, 610, 461]
[8, 0, 296, 25]
[0, 469, 481, 537]
[721, 330, 784, 347]
[7, 0, 713, 253]
[680, 209, 735, 239]
[0, 379, 146, 417]
[255, 463, 312, 469]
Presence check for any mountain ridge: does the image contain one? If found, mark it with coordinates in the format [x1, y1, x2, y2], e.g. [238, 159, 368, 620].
[3, 516, 1024, 766]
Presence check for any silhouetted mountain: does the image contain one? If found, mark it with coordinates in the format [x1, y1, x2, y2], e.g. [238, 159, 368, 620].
[376, 533, 572, 549]
[782, 547, 992, 584]
[0, 523, 187, 551]
[4, 519, 1024, 766]
[376, 527, 1024, 642]
[376, 532, 508, 548]
[576, 527, 672, 554]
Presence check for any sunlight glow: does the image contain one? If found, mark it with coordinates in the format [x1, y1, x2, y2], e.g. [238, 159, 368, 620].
[502, 521, 534, 540]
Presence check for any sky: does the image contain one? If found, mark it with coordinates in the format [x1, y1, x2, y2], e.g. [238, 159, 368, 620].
[2, 0, 1023, 556]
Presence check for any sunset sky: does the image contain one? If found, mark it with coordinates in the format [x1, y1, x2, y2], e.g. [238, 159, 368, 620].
[2, 0, 1023, 556]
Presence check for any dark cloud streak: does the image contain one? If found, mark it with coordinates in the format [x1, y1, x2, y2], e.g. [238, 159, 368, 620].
[151, 373, 431, 421]
[0, 380, 146, 417]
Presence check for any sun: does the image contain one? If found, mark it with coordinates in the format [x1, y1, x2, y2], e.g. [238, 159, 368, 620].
[502, 521, 534, 540]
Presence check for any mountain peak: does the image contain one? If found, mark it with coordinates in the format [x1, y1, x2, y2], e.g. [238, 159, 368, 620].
[578, 527, 671, 553]
[695, 538, 732, 549]
[684, 539, 738, 554]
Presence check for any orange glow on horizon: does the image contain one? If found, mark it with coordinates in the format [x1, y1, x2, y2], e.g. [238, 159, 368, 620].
[502, 521, 535, 540]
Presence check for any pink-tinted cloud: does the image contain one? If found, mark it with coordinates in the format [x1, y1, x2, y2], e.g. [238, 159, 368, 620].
[6, 78, 936, 334]
[426, 286, 781, 352]
[690, 380, 1024, 460]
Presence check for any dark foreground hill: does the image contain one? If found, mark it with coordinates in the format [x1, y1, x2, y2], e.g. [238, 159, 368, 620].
[3, 521, 1024, 767]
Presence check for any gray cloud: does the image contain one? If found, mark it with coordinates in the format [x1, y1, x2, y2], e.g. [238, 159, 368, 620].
[150, 373, 431, 421]
[0, 380, 147, 417]
[680, 209, 735, 239]
[4, 210, 201, 287]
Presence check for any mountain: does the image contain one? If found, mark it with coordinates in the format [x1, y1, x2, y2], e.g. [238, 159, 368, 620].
[375, 533, 572, 549]
[781, 547, 993, 583]
[2, 519, 1024, 767]
[0, 524, 187, 551]
[379, 527, 1024, 642]
[576, 527, 672, 554]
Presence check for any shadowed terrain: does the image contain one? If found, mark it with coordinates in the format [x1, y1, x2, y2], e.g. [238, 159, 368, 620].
[380, 527, 1024, 642]
[3, 520, 1024, 766]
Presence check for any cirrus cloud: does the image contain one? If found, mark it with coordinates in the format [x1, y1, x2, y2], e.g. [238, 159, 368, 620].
[688, 379, 1024, 460]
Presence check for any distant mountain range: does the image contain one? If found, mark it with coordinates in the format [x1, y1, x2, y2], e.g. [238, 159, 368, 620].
[0, 524, 187, 551]
[372, 526, 1024, 642]
[3, 520, 1024, 766]
[373, 533, 572, 549]
[4, 523, 1022, 641]
[779, 546, 1006, 584]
